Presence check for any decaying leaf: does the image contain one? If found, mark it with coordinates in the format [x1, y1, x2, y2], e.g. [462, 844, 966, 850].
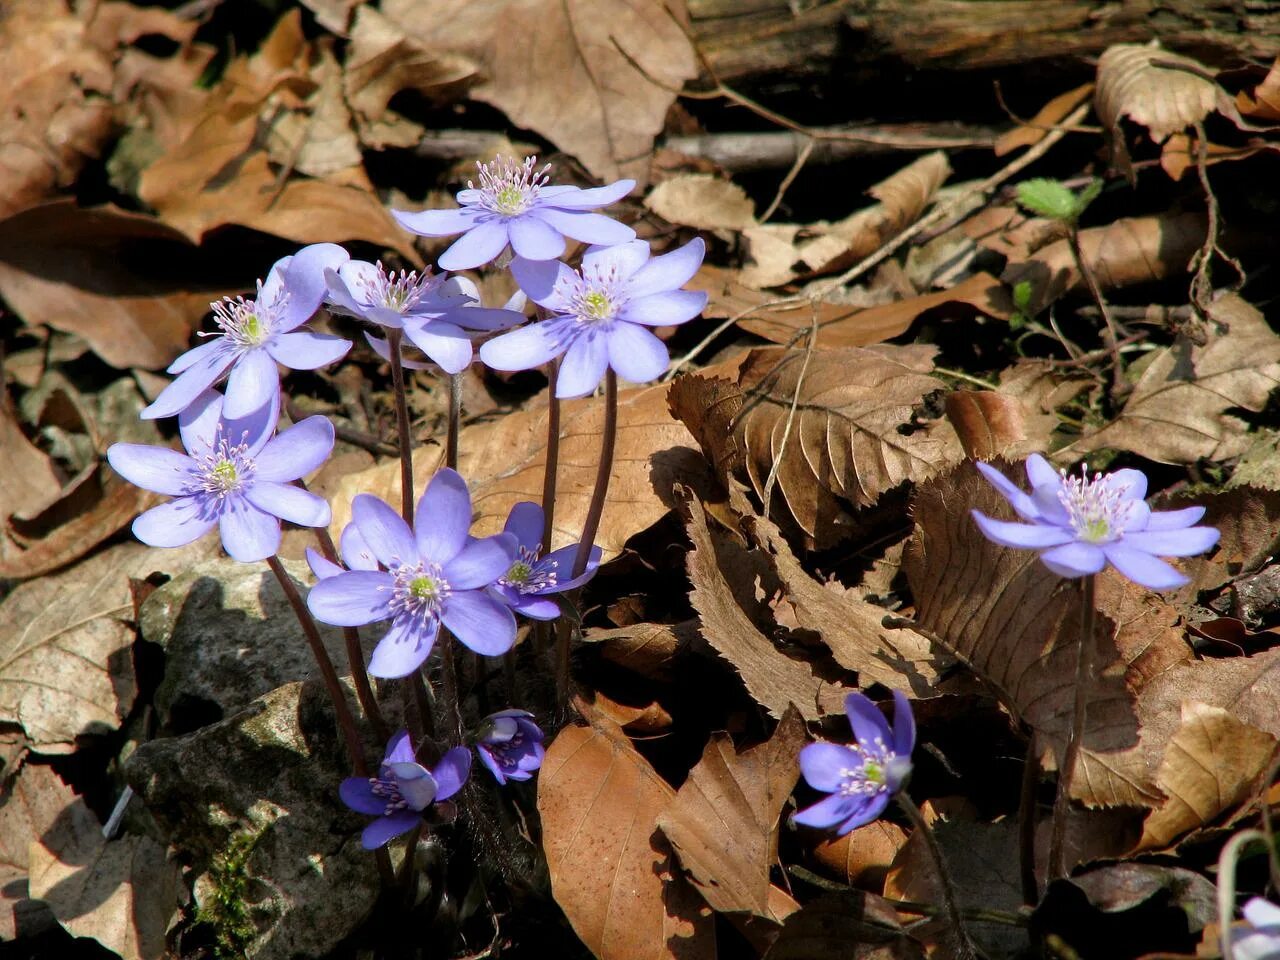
[809, 820, 909, 890]
[1067, 862, 1216, 932]
[0, 400, 61, 526]
[763, 891, 921, 960]
[0, 762, 76, 940]
[584, 621, 697, 680]
[645, 174, 757, 232]
[657, 708, 805, 920]
[1074, 294, 1280, 463]
[537, 706, 715, 960]
[995, 84, 1094, 156]
[1237, 56, 1280, 121]
[382, 0, 696, 181]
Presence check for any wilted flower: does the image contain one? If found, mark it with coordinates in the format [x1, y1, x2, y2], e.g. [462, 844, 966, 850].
[480, 238, 708, 398]
[1235, 898, 1280, 960]
[393, 156, 635, 271]
[340, 730, 471, 849]
[474, 709, 545, 784]
[108, 389, 333, 562]
[143, 244, 351, 420]
[971, 454, 1220, 590]
[306, 468, 518, 678]
[793, 691, 914, 836]
[487, 502, 601, 620]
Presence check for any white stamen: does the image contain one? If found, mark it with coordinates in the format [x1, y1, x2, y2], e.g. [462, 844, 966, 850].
[1057, 465, 1138, 543]
[470, 155, 551, 216]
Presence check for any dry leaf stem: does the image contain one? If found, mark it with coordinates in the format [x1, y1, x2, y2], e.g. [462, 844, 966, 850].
[1048, 574, 1096, 879]
[897, 794, 979, 960]
[385, 329, 415, 523]
[1064, 229, 1126, 400]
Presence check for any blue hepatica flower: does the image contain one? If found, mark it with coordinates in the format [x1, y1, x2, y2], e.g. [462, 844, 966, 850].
[793, 691, 915, 837]
[971, 454, 1220, 590]
[107, 389, 333, 562]
[340, 730, 471, 849]
[1235, 898, 1280, 960]
[488, 502, 602, 621]
[474, 709, 545, 785]
[305, 522, 377, 581]
[393, 155, 636, 271]
[143, 244, 352, 420]
[480, 238, 708, 398]
[306, 468, 518, 678]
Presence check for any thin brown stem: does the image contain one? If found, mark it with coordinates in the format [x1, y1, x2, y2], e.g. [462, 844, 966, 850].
[1018, 732, 1040, 906]
[446, 372, 462, 471]
[265, 555, 366, 776]
[439, 634, 464, 744]
[385, 329, 415, 523]
[897, 794, 978, 960]
[1065, 228, 1126, 400]
[1049, 574, 1096, 879]
[541, 358, 561, 549]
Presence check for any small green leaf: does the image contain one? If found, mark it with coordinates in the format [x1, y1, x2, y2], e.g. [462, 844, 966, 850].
[1015, 178, 1081, 222]
[1076, 178, 1103, 214]
[1012, 280, 1034, 312]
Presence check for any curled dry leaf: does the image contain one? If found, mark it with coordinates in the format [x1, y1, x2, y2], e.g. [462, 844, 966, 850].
[1074, 294, 1280, 463]
[657, 707, 805, 920]
[382, 0, 696, 181]
[1167, 486, 1280, 602]
[266, 46, 363, 179]
[945, 390, 1034, 462]
[809, 820, 909, 891]
[1067, 862, 1216, 932]
[537, 706, 715, 960]
[1237, 55, 1280, 121]
[645, 174, 757, 232]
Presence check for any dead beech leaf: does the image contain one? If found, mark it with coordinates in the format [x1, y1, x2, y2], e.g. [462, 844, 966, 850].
[1137, 702, 1276, 851]
[657, 708, 805, 919]
[645, 174, 757, 232]
[583, 621, 697, 680]
[266, 45, 363, 179]
[1238, 56, 1280, 121]
[995, 83, 1094, 156]
[0, 401, 61, 525]
[763, 891, 921, 960]
[1169, 487, 1280, 602]
[1002, 212, 1206, 314]
[945, 390, 1031, 462]
[537, 708, 715, 960]
[0, 762, 76, 940]
[684, 495, 851, 721]
[382, 0, 696, 181]
[667, 372, 746, 484]
[1074, 294, 1280, 464]
[810, 820, 909, 890]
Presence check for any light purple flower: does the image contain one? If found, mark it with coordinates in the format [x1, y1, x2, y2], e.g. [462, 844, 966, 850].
[480, 238, 708, 398]
[142, 243, 352, 421]
[393, 155, 636, 271]
[306, 468, 518, 678]
[305, 522, 377, 580]
[793, 691, 914, 837]
[339, 730, 471, 849]
[108, 389, 334, 562]
[1235, 898, 1280, 960]
[971, 454, 1220, 590]
[487, 502, 602, 620]
[474, 709, 545, 785]
[325, 260, 523, 374]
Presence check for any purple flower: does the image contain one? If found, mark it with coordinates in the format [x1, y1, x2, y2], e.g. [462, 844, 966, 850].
[306, 468, 518, 678]
[793, 691, 914, 836]
[971, 454, 1220, 590]
[474, 709, 545, 784]
[305, 522, 377, 580]
[480, 238, 708, 398]
[143, 244, 352, 421]
[325, 260, 522, 374]
[1235, 898, 1280, 960]
[108, 389, 333, 562]
[339, 730, 471, 849]
[393, 155, 636, 271]
[488, 502, 602, 620]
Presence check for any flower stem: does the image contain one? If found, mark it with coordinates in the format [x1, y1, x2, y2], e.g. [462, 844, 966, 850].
[1218, 828, 1266, 960]
[1049, 573, 1096, 879]
[446, 372, 462, 471]
[1017, 731, 1040, 905]
[897, 794, 978, 960]
[264, 555, 366, 776]
[385, 329, 415, 523]
[541, 358, 561, 548]
[439, 634, 464, 744]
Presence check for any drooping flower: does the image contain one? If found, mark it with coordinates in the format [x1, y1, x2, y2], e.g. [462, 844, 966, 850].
[306, 468, 518, 678]
[393, 156, 636, 271]
[971, 454, 1220, 590]
[108, 390, 333, 562]
[339, 730, 471, 849]
[325, 260, 523, 374]
[142, 244, 352, 420]
[474, 709, 545, 785]
[1234, 898, 1280, 960]
[487, 502, 601, 620]
[793, 691, 914, 837]
[480, 238, 708, 398]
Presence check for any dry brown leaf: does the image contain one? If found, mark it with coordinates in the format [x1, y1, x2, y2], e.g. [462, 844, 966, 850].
[299, 0, 361, 34]
[645, 175, 757, 232]
[684, 495, 851, 721]
[995, 84, 1094, 156]
[537, 707, 715, 960]
[945, 390, 1034, 462]
[583, 621, 697, 680]
[1002, 212, 1206, 314]
[763, 890, 921, 960]
[1074, 294, 1280, 463]
[1238, 56, 1280, 121]
[1168, 486, 1280, 603]
[0, 763, 76, 940]
[809, 820, 909, 890]
[1137, 702, 1276, 851]
[267, 45, 363, 179]
[0, 402, 62, 526]
[382, 0, 696, 181]
[657, 708, 805, 919]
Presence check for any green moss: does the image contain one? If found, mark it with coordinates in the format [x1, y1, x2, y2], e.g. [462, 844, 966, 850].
[197, 829, 262, 960]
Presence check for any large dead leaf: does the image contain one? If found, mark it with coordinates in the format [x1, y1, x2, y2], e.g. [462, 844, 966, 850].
[382, 0, 696, 181]
[0, 401, 61, 525]
[809, 820, 909, 890]
[1074, 294, 1280, 463]
[657, 708, 805, 919]
[537, 706, 715, 960]
[645, 175, 757, 232]
[0, 763, 76, 940]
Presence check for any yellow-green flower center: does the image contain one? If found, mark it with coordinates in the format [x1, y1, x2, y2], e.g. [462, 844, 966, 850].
[408, 576, 440, 601]
[240, 313, 264, 343]
[862, 760, 884, 784]
[210, 459, 239, 493]
[493, 185, 525, 215]
[506, 561, 532, 584]
[581, 290, 612, 320]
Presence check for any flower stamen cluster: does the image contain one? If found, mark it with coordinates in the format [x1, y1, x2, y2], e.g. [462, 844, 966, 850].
[388, 562, 452, 622]
[470, 156, 552, 216]
[357, 262, 442, 314]
[1057, 465, 1139, 544]
[209, 294, 275, 347]
[191, 430, 256, 498]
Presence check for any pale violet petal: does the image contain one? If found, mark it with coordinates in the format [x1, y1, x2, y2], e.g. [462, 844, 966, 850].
[625, 237, 705, 298]
[437, 221, 511, 271]
[1038, 541, 1107, 578]
[555, 334, 609, 398]
[307, 570, 395, 626]
[605, 323, 668, 384]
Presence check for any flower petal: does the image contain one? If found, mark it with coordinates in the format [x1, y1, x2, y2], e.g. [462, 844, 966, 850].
[393, 206, 484, 237]
[478, 323, 562, 372]
[510, 595, 561, 620]
[340, 777, 389, 815]
[799, 742, 862, 792]
[606, 323, 669, 384]
[266, 331, 351, 370]
[217, 498, 281, 561]
[255, 415, 334, 482]
[415, 468, 473, 563]
[438, 221, 511, 271]
[618, 290, 707, 327]
[1121, 525, 1219, 558]
[307, 570, 395, 626]
[625, 237, 705, 298]
[306, 547, 343, 579]
[177, 389, 225, 459]
[441, 590, 517, 655]
[390, 763, 437, 810]
[132, 497, 217, 548]
[508, 214, 567, 260]
[222, 349, 280, 421]
[547, 544, 603, 592]
[404, 320, 473, 374]
[368, 615, 439, 678]
[142, 347, 234, 420]
[341, 523, 379, 571]
[168, 337, 229, 375]
[275, 243, 350, 330]
[970, 511, 1075, 549]
[555, 334, 609, 398]
[530, 208, 635, 245]
[844, 693, 893, 752]
[443, 305, 526, 332]
[581, 239, 651, 280]
[837, 791, 891, 835]
[792, 793, 859, 830]
[543, 179, 634, 209]
[1038, 541, 1107, 579]
[974, 461, 1041, 521]
[431, 746, 472, 802]
[364, 331, 432, 371]
[1243, 897, 1280, 928]
[890, 690, 915, 756]
[1025, 454, 1061, 489]
[384, 729, 416, 764]
[245, 481, 330, 527]
[361, 811, 420, 850]
[503, 501, 545, 552]
[510, 257, 575, 309]
[1103, 468, 1148, 501]
[443, 533, 516, 589]
[1100, 543, 1187, 590]
[1145, 505, 1207, 531]
[107, 444, 196, 496]
[353, 494, 418, 566]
